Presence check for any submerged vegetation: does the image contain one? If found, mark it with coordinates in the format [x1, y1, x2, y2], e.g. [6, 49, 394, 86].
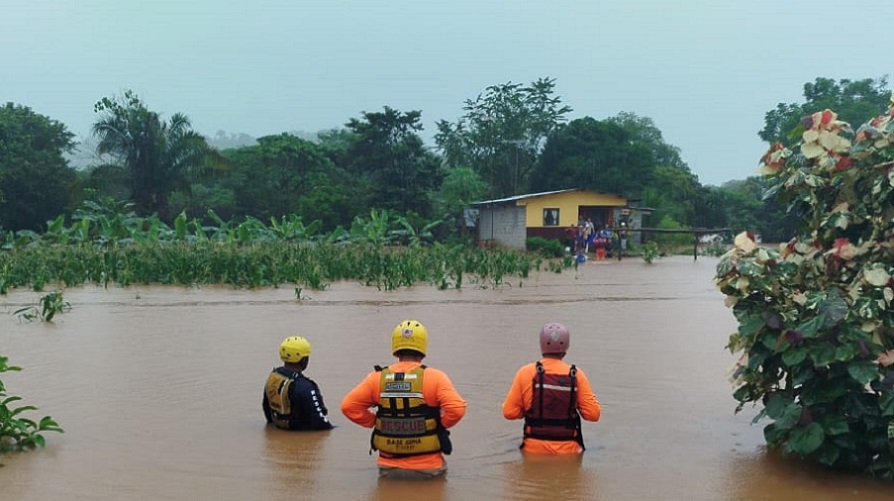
[14, 291, 71, 322]
[0, 357, 64, 455]
[0, 200, 555, 293]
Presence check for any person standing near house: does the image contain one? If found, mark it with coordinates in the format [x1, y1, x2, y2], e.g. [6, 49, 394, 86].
[502, 322, 601, 454]
[564, 224, 578, 253]
[599, 225, 615, 258]
[585, 217, 595, 242]
[340, 319, 467, 479]
[592, 225, 610, 260]
[618, 221, 627, 261]
[577, 215, 592, 253]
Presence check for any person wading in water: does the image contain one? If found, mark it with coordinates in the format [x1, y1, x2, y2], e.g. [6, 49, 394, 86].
[263, 336, 334, 431]
[502, 322, 601, 454]
[340, 319, 467, 478]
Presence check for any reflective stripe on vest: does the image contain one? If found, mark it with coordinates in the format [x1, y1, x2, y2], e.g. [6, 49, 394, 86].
[372, 366, 442, 456]
[265, 370, 294, 429]
[523, 361, 581, 441]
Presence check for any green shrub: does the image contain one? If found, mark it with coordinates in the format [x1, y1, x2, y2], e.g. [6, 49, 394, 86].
[640, 241, 660, 264]
[526, 237, 565, 258]
[653, 216, 693, 253]
[716, 103, 894, 477]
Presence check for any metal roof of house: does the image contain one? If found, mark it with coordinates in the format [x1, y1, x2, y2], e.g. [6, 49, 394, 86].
[472, 189, 587, 206]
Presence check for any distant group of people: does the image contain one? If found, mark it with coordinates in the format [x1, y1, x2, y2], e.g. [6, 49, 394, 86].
[263, 320, 601, 479]
[566, 215, 629, 262]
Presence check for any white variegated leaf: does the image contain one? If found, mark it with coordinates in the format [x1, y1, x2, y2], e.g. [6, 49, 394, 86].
[863, 267, 890, 287]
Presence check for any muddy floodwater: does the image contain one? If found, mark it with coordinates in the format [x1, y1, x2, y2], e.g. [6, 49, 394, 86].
[3, 255, 894, 500]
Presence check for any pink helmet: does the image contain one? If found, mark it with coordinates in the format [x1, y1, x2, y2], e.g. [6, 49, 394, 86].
[539, 322, 570, 354]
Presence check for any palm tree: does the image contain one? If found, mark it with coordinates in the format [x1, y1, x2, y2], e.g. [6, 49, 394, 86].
[92, 91, 220, 221]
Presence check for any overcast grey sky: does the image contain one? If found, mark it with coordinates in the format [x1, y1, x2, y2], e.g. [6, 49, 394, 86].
[4, 0, 891, 186]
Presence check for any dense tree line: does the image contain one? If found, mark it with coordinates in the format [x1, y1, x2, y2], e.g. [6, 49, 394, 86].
[1, 76, 889, 243]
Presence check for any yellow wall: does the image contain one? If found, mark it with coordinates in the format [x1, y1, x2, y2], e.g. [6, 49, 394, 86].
[517, 190, 627, 228]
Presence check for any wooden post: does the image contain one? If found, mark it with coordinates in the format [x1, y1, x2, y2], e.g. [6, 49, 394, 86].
[693, 233, 698, 261]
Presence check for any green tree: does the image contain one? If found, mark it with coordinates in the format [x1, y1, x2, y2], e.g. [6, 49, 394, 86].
[91, 90, 220, 221]
[223, 133, 358, 230]
[344, 107, 443, 217]
[759, 76, 890, 146]
[533, 117, 654, 196]
[435, 77, 572, 197]
[693, 185, 733, 230]
[434, 166, 487, 239]
[316, 127, 355, 168]
[651, 164, 700, 224]
[168, 182, 238, 223]
[606, 112, 689, 171]
[0, 103, 76, 231]
[719, 177, 796, 242]
[436, 167, 487, 216]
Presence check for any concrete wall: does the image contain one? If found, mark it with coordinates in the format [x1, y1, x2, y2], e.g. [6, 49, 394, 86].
[477, 205, 527, 250]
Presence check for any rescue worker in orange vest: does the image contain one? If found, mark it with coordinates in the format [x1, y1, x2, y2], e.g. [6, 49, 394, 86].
[502, 322, 601, 454]
[263, 336, 334, 431]
[340, 320, 467, 478]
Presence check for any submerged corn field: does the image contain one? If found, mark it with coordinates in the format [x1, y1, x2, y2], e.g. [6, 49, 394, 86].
[0, 205, 570, 293]
[0, 241, 568, 293]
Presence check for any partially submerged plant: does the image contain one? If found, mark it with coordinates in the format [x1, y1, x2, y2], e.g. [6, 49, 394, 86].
[641, 241, 660, 264]
[0, 356, 63, 455]
[716, 98, 894, 477]
[14, 291, 71, 322]
[0, 209, 566, 293]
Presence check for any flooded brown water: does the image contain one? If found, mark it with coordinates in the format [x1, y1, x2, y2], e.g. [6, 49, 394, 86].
[2, 255, 894, 500]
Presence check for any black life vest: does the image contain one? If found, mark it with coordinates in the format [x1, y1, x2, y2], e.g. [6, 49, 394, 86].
[523, 361, 584, 447]
[370, 365, 450, 457]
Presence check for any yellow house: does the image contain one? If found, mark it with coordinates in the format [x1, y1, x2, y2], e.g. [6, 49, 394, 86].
[472, 189, 635, 250]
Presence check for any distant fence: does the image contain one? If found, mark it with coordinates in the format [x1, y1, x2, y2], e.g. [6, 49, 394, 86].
[612, 227, 732, 261]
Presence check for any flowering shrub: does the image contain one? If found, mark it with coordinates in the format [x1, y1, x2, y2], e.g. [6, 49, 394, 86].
[716, 97, 894, 477]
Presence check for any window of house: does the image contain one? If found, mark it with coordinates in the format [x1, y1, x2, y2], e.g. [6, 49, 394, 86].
[543, 208, 559, 226]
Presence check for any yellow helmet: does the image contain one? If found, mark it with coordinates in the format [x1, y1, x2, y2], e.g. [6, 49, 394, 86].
[391, 320, 428, 356]
[279, 336, 312, 363]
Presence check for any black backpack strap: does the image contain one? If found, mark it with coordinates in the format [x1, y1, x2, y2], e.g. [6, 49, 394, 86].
[567, 365, 578, 418]
[569, 364, 585, 450]
[535, 361, 545, 419]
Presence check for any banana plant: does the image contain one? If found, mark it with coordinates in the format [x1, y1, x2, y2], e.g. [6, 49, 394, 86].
[394, 217, 443, 248]
[346, 208, 398, 246]
[206, 209, 236, 243]
[269, 214, 321, 242]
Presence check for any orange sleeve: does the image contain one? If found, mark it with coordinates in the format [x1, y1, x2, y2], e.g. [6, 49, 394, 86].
[574, 369, 601, 422]
[339, 371, 380, 428]
[502, 364, 534, 420]
[423, 368, 467, 428]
